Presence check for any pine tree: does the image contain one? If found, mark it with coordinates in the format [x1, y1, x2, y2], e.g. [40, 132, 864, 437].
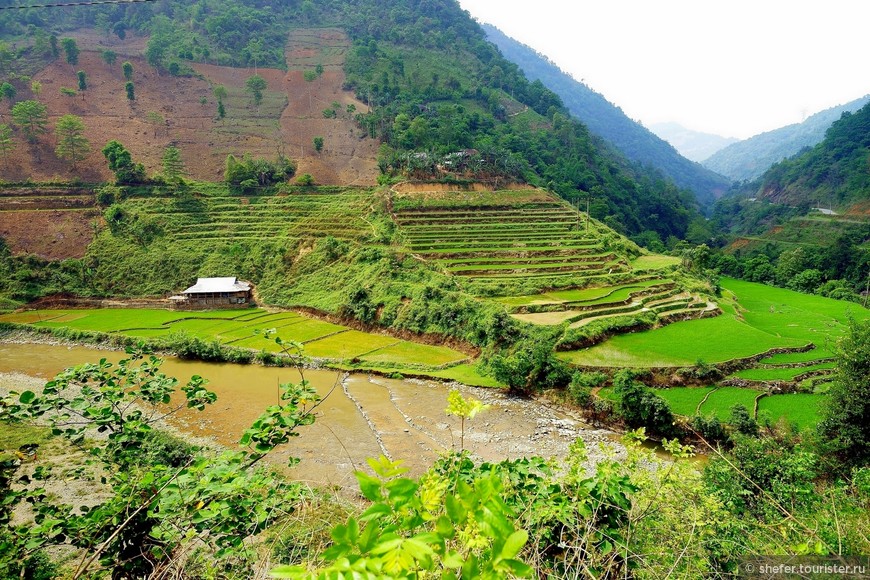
[0, 123, 14, 167]
[162, 145, 186, 184]
[54, 114, 90, 168]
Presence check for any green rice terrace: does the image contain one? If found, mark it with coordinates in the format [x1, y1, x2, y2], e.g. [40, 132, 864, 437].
[571, 277, 870, 429]
[391, 187, 638, 292]
[0, 307, 492, 381]
[126, 185, 377, 244]
[598, 384, 825, 431]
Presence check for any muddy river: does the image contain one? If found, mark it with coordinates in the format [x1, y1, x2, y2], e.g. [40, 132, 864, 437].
[0, 342, 621, 489]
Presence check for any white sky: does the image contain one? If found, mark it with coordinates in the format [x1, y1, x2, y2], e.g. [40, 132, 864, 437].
[458, 0, 870, 139]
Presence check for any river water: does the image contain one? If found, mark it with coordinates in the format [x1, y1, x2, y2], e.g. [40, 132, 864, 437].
[0, 342, 620, 489]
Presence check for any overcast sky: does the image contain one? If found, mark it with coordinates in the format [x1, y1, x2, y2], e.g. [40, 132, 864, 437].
[457, 0, 870, 139]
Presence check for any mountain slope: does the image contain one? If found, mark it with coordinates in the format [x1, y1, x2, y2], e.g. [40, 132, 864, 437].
[482, 23, 731, 207]
[0, 0, 705, 242]
[649, 122, 737, 162]
[710, 102, 870, 293]
[703, 95, 870, 182]
[756, 100, 870, 209]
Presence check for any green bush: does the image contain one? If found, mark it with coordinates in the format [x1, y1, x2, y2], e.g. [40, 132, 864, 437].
[568, 371, 607, 407]
[224, 153, 296, 188]
[487, 335, 571, 395]
[613, 371, 676, 438]
[692, 414, 727, 444]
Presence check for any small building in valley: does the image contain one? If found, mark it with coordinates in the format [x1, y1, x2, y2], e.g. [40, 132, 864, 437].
[169, 277, 253, 309]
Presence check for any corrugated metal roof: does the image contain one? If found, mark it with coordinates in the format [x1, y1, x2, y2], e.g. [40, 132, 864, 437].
[182, 277, 251, 294]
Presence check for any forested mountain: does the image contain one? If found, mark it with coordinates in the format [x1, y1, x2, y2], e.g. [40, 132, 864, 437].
[482, 23, 731, 208]
[0, 0, 708, 242]
[755, 101, 870, 209]
[703, 95, 870, 182]
[649, 122, 737, 162]
[709, 101, 870, 297]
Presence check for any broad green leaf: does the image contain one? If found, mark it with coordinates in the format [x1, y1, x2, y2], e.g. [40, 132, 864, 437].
[499, 558, 534, 577]
[357, 472, 384, 502]
[445, 494, 465, 522]
[498, 529, 528, 560]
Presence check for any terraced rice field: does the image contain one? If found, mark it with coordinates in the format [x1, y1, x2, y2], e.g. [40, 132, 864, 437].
[598, 385, 820, 429]
[392, 188, 631, 284]
[655, 386, 716, 417]
[728, 362, 836, 382]
[502, 277, 713, 328]
[0, 308, 468, 370]
[559, 278, 868, 368]
[756, 393, 824, 430]
[126, 188, 375, 244]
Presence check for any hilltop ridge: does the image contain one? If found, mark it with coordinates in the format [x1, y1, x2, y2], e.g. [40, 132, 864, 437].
[482, 23, 731, 207]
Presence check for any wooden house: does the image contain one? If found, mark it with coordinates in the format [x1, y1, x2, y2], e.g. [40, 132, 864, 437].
[169, 277, 252, 309]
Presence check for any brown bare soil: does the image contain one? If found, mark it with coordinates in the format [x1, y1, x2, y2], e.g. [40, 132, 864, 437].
[726, 237, 751, 252]
[392, 182, 533, 194]
[844, 199, 870, 216]
[0, 208, 96, 259]
[0, 27, 378, 186]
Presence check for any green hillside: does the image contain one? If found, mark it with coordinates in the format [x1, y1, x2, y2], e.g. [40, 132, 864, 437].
[709, 102, 870, 300]
[756, 101, 870, 209]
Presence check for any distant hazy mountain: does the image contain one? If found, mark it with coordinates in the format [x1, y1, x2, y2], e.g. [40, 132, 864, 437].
[482, 24, 731, 207]
[703, 95, 870, 182]
[649, 122, 738, 162]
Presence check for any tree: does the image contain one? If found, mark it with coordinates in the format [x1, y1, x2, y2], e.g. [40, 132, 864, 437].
[145, 111, 164, 137]
[112, 21, 127, 40]
[212, 84, 227, 101]
[818, 318, 870, 470]
[303, 69, 317, 109]
[101, 49, 117, 66]
[49, 34, 59, 58]
[0, 82, 15, 103]
[122, 61, 133, 81]
[217, 99, 226, 119]
[161, 145, 186, 184]
[244, 38, 264, 72]
[125, 81, 135, 101]
[102, 140, 146, 184]
[77, 70, 87, 92]
[313, 136, 324, 152]
[61, 37, 79, 65]
[30, 80, 41, 97]
[245, 74, 267, 107]
[612, 370, 676, 438]
[0, 123, 13, 166]
[11, 100, 48, 142]
[54, 114, 90, 168]
[0, 42, 13, 74]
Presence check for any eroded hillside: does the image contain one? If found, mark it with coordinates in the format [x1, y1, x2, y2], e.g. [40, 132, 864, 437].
[0, 28, 379, 185]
